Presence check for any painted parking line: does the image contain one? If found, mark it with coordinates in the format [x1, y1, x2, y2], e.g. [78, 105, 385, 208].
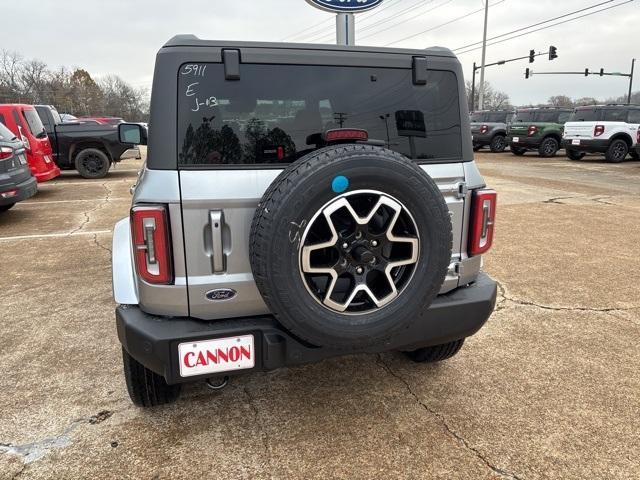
[0, 230, 111, 242]
[19, 198, 129, 205]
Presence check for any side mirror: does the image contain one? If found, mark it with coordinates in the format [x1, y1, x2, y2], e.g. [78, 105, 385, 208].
[118, 123, 147, 146]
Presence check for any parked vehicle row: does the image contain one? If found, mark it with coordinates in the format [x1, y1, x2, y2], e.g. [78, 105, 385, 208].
[470, 104, 640, 162]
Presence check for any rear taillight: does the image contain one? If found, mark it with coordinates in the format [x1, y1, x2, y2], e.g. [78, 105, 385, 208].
[480, 125, 489, 134]
[131, 205, 173, 284]
[469, 189, 497, 257]
[527, 125, 538, 136]
[0, 189, 18, 199]
[594, 125, 605, 137]
[0, 147, 12, 160]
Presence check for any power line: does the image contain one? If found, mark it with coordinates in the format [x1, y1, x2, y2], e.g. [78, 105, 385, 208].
[455, 0, 633, 56]
[358, 0, 455, 41]
[453, 0, 621, 52]
[384, 0, 505, 46]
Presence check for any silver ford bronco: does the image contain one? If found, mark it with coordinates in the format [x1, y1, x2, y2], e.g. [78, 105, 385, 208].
[113, 36, 498, 407]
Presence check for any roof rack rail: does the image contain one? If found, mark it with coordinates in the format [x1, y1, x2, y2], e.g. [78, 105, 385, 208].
[605, 103, 640, 107]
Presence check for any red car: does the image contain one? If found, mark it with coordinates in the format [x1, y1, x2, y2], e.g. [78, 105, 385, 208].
[0, 104, 60, 183]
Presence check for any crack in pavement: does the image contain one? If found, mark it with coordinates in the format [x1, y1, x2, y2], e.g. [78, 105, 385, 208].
[243, 386, 270, 470]
[68, 182, 113, 235]
[0, 410, 114, 466]
[376, 355, 524, 480]
[93, 233, 112, 254]
[543, 196, 577, 205]
[495, 281, 638, 313]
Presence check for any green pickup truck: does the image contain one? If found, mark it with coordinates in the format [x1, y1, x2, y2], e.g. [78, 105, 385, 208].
[507, 107, 573, 157]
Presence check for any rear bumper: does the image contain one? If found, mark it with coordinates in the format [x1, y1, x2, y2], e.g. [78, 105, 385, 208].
[117, 273, 497, 385]
[507, 136, 540, 148]
[561, 139, 609, 153]
[472, 133, 492, 146]
[0, 175, 37, 206]
[33, 165, 61, 183]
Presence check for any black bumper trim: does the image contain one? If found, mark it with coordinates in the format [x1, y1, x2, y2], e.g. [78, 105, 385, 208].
[561, 139, 609, 153]
[0, 175, 37, 206]
[117, 273, 497, 384]
[507, 136, 540, 148]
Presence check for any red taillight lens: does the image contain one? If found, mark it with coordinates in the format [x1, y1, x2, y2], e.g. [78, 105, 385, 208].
[324, 129, 368, 142]
[0, 147, 13, 160]
[469, 189, 497, 257]
[131, 205, 173, 284]
[480, 124, 489, 134]
[594, 125, 605, 137]
[527, 125, 538, 136]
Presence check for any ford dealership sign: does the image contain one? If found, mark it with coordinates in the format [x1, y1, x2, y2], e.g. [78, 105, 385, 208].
[306, 0, 384, 13]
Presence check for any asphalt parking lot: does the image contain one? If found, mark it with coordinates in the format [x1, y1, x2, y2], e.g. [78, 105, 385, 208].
[1, 150, 639, 479]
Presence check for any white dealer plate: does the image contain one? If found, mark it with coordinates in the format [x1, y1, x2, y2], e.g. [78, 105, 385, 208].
[512, 137, 520, 143]
[572, 139, 581, 145]
[178, 335, 255, 377]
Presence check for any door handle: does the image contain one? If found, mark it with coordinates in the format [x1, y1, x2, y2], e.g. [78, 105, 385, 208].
[210, 210, 225, 273]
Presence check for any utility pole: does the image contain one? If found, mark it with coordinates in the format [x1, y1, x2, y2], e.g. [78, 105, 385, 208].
[628, 58, 635, 104]
[478, 0, 489, 110]
[470, 62, 477, 111]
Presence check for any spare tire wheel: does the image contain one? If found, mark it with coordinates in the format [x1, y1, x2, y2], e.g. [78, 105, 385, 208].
[249, 145, 452, 349]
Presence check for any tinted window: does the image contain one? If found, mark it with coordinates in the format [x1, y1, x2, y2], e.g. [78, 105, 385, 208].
[557, 112, 571, 123]
[536, 111, 561, 122]
[513, 111, 534, 122]
[50, 108, 62, 125]
[570, 108, 599, 121]
[178, 63, 461, 166]
[602, 109, 628, 122]
[469, 112, 484, 122]
[0, 120, 15, 140]
[628, 110, 640, 124]
[23, 109, 46, 137]
[36, 106, 52, 131]
[486, 112, 509, 123]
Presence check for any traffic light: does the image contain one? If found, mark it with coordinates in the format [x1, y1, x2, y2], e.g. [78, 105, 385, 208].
[585, 68, 589, 76]
[529, 50, 536, 63]
[548, 46, 558, 61]
[599, 68, 604, 76]
[525, 68, 530, 79]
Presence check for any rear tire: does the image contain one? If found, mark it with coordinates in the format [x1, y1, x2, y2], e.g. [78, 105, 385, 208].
[510, 146, 527, 156]
[630, 150, 640, 160]
[605, 139, 629, 163]
[75, 148, 111, 179]
[566, 149, 586, 161]
[0, 203, 15, 212]
[404, 339, 465, 363]
[489, 135, 507, 153]
[122, 348, 181, 407]
[473, 145, 482, 152]
[538, 137, 559, 157]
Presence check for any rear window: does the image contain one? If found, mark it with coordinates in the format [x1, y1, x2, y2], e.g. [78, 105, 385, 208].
[513, 111, 535, 123]
[23, 109, 46, 136]
[177, 63, 461, 166]
[602, 109, 628, 122]
[469, 112, 484, 122]
[570, 108, 599, 122]
[486, 112, 509, 123]
[536, 111, 562, 123]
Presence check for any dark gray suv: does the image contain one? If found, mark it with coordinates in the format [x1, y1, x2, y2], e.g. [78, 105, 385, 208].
[0, 121, 37, 212]
[470, 110, 514, 152]
[113, 37, 498, 407]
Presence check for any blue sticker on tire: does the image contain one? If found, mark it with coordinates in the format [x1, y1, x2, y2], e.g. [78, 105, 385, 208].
[332, 175, 349, 193]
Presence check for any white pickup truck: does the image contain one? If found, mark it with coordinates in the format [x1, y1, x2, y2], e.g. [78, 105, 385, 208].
[562, 105, 640, 162]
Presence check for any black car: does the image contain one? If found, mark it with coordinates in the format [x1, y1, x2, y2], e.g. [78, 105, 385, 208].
[0, 121, 37, 212]
[35, 105, 135, 179]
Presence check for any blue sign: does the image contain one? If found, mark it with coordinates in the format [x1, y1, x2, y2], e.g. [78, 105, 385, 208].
[306, 0, 384, 13]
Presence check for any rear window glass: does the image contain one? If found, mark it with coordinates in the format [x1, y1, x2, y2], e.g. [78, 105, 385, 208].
[536, 111, 561, 122]
[0, 120, 15, 140]
[486, 112, 509, 123]
[570, 108, 599, 121]
[23, 109, 45, 136]
[177, 63, 461, 166]
[513, 111, 534, 123]
[628, 110, 640, 123]
[469, 112, 484, 122]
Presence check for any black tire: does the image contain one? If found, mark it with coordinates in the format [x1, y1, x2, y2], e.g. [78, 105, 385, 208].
[605, 139, 629, 163]
[0, 203, 15, 212]
[122, 348, 181, 407]
[405, 339, 465, 363]
[75, 148, 111, 179]
[566, 149, 586, 161]
[630, 150, 640, 161]
[510, 146, 527, 156]
[489, 135, 507, 153]
[250, 145, 452, 349]
[473, 144, 482, 152]
[538, 137, 559, 157]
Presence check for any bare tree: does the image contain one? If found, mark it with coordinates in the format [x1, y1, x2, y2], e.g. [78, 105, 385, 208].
[465, 80, 513, 111]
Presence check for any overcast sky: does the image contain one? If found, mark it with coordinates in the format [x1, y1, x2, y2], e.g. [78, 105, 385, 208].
[2, 0, 637, 106]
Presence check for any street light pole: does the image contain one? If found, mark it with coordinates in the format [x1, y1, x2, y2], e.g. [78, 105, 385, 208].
[478, 0, 489, 110]
[470, 62, 477, 112]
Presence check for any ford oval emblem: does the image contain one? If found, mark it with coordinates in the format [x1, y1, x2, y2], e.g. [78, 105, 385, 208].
[305, 0, 384, 13]
[206, 289, 237, 301]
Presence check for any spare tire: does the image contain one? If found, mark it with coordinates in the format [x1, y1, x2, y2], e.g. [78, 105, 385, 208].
[249, 145, 452, 349]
